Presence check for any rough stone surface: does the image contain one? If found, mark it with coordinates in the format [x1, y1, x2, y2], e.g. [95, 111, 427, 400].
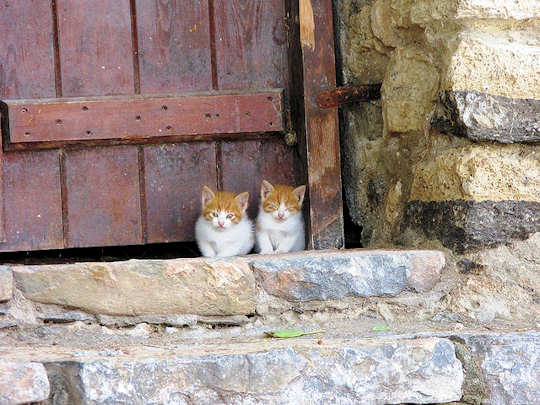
[0, 361, 50, 404]
[382, 49, 439, 133]
[20, 337, 463, 404]
[444, 31, 539, 100]
[12, 258, 256, 316]
[445, 233, 540, 323]
[250, 249, 444, 301]
[463, 333, 540, 405]
[38, 310, 96, 324]
[409, 143, 540, 203]
[432, 90, 540, 144]
[0, 267, 12, 302]
[96, 314, 198, 327]
[403, 200, 540, 252]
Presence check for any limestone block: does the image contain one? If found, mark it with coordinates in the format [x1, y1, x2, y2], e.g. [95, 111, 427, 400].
[411, 0, 540, 23]
[250, 249, 445, 301]
[12, 258, 256, 316]
[41, 338, 463, 404]
[410, 144, 540, 202]
[383, 50, 439, 133]
[455, 0, 540, 20]
[0, 266, 12, 302]
[444, 31, 540, 100]
[432, 90, 540, 144]
[0, 361, 50, 404]
[464, 333, 540, 405]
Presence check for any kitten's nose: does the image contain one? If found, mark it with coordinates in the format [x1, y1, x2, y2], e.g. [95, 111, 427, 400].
[218, 220, 225, 227]
[278, 211, 285, 219]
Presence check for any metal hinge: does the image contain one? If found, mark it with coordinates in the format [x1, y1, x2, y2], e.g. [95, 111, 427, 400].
[316, 85, 381, 109]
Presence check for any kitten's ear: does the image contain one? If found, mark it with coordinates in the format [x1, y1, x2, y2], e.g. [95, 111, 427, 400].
[201, 186, 215, 207]
[261, 180, 274, 200]
[293, 185, 306, 205]
[235, 192, 250, 213]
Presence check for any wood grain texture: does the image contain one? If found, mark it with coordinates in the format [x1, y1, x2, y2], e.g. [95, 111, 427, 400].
[64, 146, 141, 247]
[57, 0, 134, 96]
[136, 0, 212, 93]
[213, 0, 288, 90]
[0, 0, 56, 99]
[1, 150, 63, 251]
[144, 142, 217, 243]
[5, 91, 284, 144]
[221, 136, 296, 218]
[298, 0, 344, 249]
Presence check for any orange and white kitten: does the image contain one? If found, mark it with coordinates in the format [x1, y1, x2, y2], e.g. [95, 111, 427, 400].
[256, 180, 306, 254]
[195, 186, 254, 257]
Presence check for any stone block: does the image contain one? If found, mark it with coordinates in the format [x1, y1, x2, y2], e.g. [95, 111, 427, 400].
[463, 332, 540, 405]
[432, 90, 540, 144]
[444, 32, 539, 100]
[13, 258, 256, 316]
[410, 144, 540, 203]
[0, 361, 50, 404]
[250, 249, 444, 301]
[382, 50, 439, 133]
[0, 266, 12, 302]
[38, 337, 462, 404]
[404, 200, 540, 252]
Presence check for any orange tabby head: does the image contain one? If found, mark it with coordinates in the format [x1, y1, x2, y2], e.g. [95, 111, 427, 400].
[201, 186, 249, 230]
[260, 180, 306, 222]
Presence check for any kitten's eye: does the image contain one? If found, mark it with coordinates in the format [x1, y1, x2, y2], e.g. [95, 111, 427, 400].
[212, 212, 218, 217]
[226, 214, 234, 219]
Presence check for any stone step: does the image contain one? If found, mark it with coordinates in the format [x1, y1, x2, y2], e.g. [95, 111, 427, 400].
[0, 249, 445, 327]
[1, 330, 537, 405]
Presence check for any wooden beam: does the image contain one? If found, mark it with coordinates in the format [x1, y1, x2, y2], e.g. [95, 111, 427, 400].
[295, 0, 344, 249]
[1, 90, 283, 145]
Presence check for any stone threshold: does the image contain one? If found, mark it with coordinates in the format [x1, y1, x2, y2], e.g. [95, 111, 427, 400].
[1, 330, 537, 405]
[1, 249, 445, 325]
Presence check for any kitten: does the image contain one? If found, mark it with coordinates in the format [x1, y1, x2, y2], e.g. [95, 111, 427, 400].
[256, 180, 306, 254]
[195, 186, 254, 257]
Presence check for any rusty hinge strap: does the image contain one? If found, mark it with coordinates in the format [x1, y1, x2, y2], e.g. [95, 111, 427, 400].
[316, 85, 381, 109]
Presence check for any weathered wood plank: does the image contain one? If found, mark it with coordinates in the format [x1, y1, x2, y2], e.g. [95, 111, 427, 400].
[1, 150, 63, 251]
[221, 137, 296, 218]
[56, 0, 134, 96]
[298, 0, 344, 249]
[64, 146, 141, 247]
[4, 91, 284, 144]
[213, 0, 288, 90]
[144, 142, 217, 243]
[0, 0, 56, 99]
[136, 0, 212, 93]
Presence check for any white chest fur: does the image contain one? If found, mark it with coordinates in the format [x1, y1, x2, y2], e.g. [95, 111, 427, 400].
[256, 210, 305, 253]
[195, 216, 254, 257]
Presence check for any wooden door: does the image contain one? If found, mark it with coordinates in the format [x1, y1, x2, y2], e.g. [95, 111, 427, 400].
[0, 0, 343, 252]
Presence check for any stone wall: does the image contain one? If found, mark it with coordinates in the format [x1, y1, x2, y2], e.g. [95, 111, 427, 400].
[335, 0, 539, 322]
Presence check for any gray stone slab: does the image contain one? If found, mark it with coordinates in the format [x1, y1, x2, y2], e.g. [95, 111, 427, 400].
[39, 337, 462, 404]
[462, 332, 540, 405]
[249, 249, 445, 301]
[432, 90, 540, 144]
[0, 361, 50, 404]
[403, 200, 540, 253]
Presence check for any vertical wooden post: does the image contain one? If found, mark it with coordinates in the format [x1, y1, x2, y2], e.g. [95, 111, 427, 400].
[0, 109, 5, 242]
[296, 0, 344, 249]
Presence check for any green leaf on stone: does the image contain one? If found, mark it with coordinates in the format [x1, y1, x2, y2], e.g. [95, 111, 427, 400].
[372, 325, 391, 332]
[264, 329, 325, 338]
